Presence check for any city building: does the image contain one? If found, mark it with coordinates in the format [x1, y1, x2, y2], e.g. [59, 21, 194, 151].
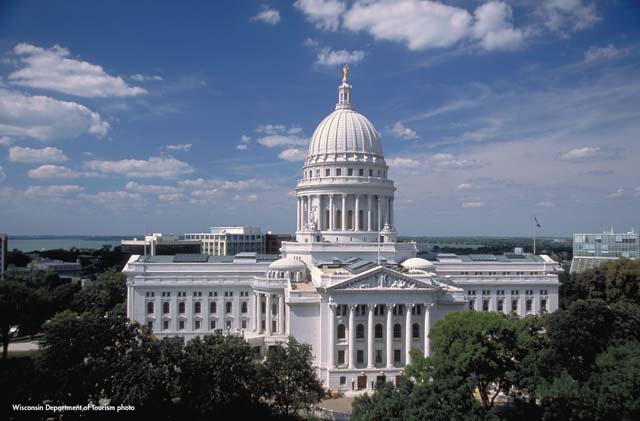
[124, 69, 561, 392]
[29, 256, 82, 277]
[0, 233, 7, 280]
[570, 230, 639, 273]
[184, 226, 266, 256]
[265, 232, 294, 255]
[121, 233, 201, 256]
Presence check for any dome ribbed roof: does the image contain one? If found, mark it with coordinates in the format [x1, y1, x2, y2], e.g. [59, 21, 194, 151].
[307, 108, 382, 159]
[269, 257, 306, 270]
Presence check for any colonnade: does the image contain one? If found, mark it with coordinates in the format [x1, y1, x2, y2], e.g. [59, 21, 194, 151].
[253, 292, 286, 336]
[297, 194, 394, 232]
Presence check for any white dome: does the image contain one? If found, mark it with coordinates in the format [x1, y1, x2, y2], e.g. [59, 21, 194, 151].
[269, 257, 306, 271]
[307, 108, 383, 160]
[401, 258, 434, 271]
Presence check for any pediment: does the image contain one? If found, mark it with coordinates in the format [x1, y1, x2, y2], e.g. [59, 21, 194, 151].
[328, 266, 435, 291]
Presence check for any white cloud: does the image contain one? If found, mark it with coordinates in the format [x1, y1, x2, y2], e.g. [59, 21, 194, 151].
[584, 44, 625, 63]
[254, 125, 306, 147]
[9, 146, 68, 163]
[28, 165, 98, 179]
[316, 47, 365, 67]
[0, 136, 12, 146]
[472, 1, 523, 51]
[539, 0, 600, 34]
[9, 43, 146, 97]
[24, 184, 83, 198]
[607, 188, 625, 199]
[456, 183, 475, 191]
[258, 135, 308, 148]
[79, 190, 144, 206]
[0, 88, 109, 141]
[179, 178, 261, 191]
[294, 0, 346, 30]
[429, 153, 484, 170]
[158, 193, 185, 202]
[241, 135, 252, 142]
[278, 148, 307, 161]
[125, 181, 181, 195]
[129, 74, 163, 82]
[462, 201, 485, 208]
[164, 143, 192, 152]
[0, 165, 5, 182]
[387, 157, 421, 168]
[390, 122, 418, 140]
[83, 156, 194, 179]
[343, 0, 472, 51]
[251, 6, 281, 25]
[536, 201, 556, 208]
[236, 144, 248, 150]
[560, 146, 601, 162]
[248, 194, 258, 202]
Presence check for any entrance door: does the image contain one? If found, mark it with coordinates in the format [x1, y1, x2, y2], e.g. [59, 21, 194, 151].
[357, 375, 367, 390]
[376, 375, 386, 386]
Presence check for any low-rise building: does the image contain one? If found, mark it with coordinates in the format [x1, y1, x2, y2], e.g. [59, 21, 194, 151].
[121, 233, 201, 256]
[570, 230, 639, 273]
[184, 226, 266, 256]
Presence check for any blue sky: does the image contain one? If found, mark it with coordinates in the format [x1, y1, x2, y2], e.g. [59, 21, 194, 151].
[0, 0, 638, 236]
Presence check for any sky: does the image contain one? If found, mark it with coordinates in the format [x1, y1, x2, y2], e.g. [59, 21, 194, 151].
[0, 0, 638, 237]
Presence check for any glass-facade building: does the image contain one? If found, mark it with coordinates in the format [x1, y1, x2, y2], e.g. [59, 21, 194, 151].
[570, 232, 639, 273]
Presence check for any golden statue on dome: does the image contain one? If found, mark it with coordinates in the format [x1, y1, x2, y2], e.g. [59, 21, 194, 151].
[342, 64, 349, 82]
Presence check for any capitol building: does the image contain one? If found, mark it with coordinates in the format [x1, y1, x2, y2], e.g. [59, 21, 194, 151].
[124, 68, 561, 392]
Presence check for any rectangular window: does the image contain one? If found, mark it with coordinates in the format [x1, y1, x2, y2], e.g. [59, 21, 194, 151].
[241, 319, 247, 329]
[163, 320, 169, 330]
[210, 319, 217, 329]
[469, 299, 475, 310]
[178, 320, 185, 330]
[338, 350, 345, 365]
[483, 300, 490, 311]
[497, 300, 504, 312]
[512, 300, 518, 312]
[348, 168, 353, 176]
[195, 320, 201, 330]
[147, 321, 153, 331]
[226, 320, 232, 330]
[540, 299, 547, 313]
[326, 168, 330, 176]
[340, 376, 346, 385]
[357, 350, 364, 364]
[369, 169, 373, 177]
[358, 168, 364, 176]
[376, 350, 382, 364]
[394, 349, 401, 363]
[526, 299, 532, 312]
[336, 168, 342, 176]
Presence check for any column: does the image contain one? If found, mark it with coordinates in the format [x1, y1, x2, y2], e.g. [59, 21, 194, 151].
[253, 292, 259, 332]
[424, 303, 432, 357]
[367, 195, 372, 231]
[377, 196, 382, 232]
[386, 304, 393, 368]
[389, 197, 394, 227]
[367, 304, 374, 368]
[405, 304, 412, 365]
[328, 303, 336, 369]
[329, 195, 334, 231]
[348, 305, 355, 369]
[296, 198, 300, 231]
[307, 196, 313, 229]
[355, 195, 360, 231]
[318, 195, 323, 231]
[279, 294, 285, 334]
[341, 194, 347, 231]
[266, 294, 272, 336]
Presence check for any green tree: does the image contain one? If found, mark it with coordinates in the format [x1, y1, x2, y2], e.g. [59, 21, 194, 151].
[71, 269, 126, 315]
[573, 258, 640, 305]
[352, 381, 408, 421]
[258, 336, 324, 417]
[0, 281, 46, 358]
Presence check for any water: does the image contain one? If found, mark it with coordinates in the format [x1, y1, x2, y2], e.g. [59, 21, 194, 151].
[6, 237, 129, 252]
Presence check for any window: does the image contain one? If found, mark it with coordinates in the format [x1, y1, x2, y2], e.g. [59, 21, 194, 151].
[315, 169, 320, 177]
[326, 168, 330, 176]
[195, 320, 201, 330]
[337, 324, 346, 340]
[526, 299, 532, 312]
[340, 376, 346, 385]
[147, 301, 154, 314]
[348, 168, 353, 176]
[497, 300, 504, 312]
[357, 350, 364, 364]
[511, 299, 518, 313]
[241, 319, 247, 329]
[210, 301, 217, 313]
[393, 323, 402, 339]
[375, 323, 383, 339]
[226, 302, 232, 314]
[394, 349, 401, 363]
[356, 324, 365, 339]
[336, 168, 342, 176]
[241, 302, 248, 313]
[369, 169, 373, 177]
[376, 350, 382, 364]
[540, 299, 547, 313]
[412, 323, 420, 338]
[178, 302, 185, 314]
[468, 299, 475, 310]
[178, 320, 185, 330]
[483, 300, 490, 311]
[194, 302, 201, 314]
[163, 320, 169, 330]
[338, 350, 345, 365]
[210, 319, 217, 330]
[226, 320, 232, 330]
[163, 302, 170, 314]
[358, 168, 364, 176]
[412, 305, 422, 316]
[147, 321, 153, 331]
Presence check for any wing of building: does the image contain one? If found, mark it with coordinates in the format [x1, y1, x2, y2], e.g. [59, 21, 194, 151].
[123, 69, 561, 393]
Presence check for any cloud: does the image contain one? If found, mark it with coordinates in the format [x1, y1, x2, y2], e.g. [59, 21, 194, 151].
[560, 146, 601, 162]
[0, 165, 4, 182]
[236, 144, 248, 150]
[343, 0, 472, 51]
[387, 157, 421, 168]
[472, 1, 523, 51]
[158, 193, 185, 202]
[248, 194, 258, 202]
[9, 43, 145, 97]
[607, 188, 625, 199]
[9, 146, 68, 163]
[83, 156, 194, 178]
[164, 143, 192, 152]
[536, 201, 555, 208]
[538, 0, 600, 34]
[125, 181, 181, 195]
[24, 184, 83, 198]
[129, 74, 163, 82]
[462, 201, 485, 208]
[584, 44, 626, 63]
[315, 47, 365, 67]
[0, 88, 109, 141]
[28, 164, 99, 179]
[0, 136, 13, 146]
[79, 190, 144, 206]
[254, 125, 308, 148]
[390, 122, 418, 140]
[456, 183, 475, 191]
[278, 148, 307, 161]
[251, 6, 281, 25]
[294, 0, 345, 30]
[178, 178, 262, 191]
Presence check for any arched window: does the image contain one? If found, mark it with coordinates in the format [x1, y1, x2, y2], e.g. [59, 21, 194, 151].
[178, 302, 185, 314]
[194, 302, 201, 314]
[347, 210, 353, 229]
[337, 324, 346, 339]
[412, 323, 420, 339]
[210, 301, 217, 313]
[393, 323, 402, 339]
[162, 302, 170, 314]
[241, 302, 248, 314]
[226, 301, 232, 314]
[147, 301, 154, 314]
[375, 323, 383, 339]
[356, 324, 365, 339]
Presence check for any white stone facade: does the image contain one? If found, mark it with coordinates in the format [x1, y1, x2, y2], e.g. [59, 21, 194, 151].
[124, 70, 561, 392]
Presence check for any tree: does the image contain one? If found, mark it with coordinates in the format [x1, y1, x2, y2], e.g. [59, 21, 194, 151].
[352, 381, 407, 421]
[258, 336, 324, 417]
[71, 269, 126, 314]
[0, 281, 46, 358]
[573, 258, 640, 305]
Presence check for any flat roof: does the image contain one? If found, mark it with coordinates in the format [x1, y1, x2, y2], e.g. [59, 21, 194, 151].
[136, 253, 279, 264]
